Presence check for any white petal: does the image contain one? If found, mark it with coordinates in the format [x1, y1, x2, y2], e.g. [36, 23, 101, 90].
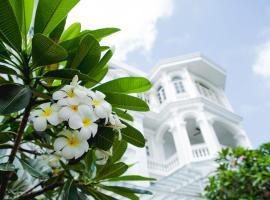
[62, 85, 73, 92]
[78, 105, 94, 117]
[62, 146, 75, 159]
[90, 123, 98, 137]
[53, 137, 67, 151]
[78, 128, 91, 140]
[74, 87, 87, 98]
[73, 146, 85, 159]
[30, 110, 42, 118]
[101, 101, 112, 113]
[80, 140, 89, 152]
[57, 98, 68, 106]
[47, 112, 60, 126]
[59, 107, 72, 120]
[95, 106, 107, 118]
[69, 115, 82, 129]
[33, 117, 47, 131]
[39, 102, 51, 110]
[52, 91, 66, 100]
[96, 91, 105, 99]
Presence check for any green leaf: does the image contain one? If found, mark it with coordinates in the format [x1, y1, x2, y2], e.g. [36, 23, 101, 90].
[0, 0, 22, 51]
[111, 139, 127, 163]
[113, 108, 133, 121]
[49, 17, 66, 42]
[105, 175, 156, 182]
[72, 34, 101, 74]
[34, 0, 79, 35]
[81, 28, 120, 41]
[20, 157, 48, 179]
[0, 132, 13, 144]
[60, 22, 81, 42]
[62, 179, 79, 200]
[32, 33, 68, 66]
[0, 42, 9, 58]
[0, 163, 16, 172]
[95, 77, 152, 94]
[121, 122, 145, 148]
[99, 185, 139, 200]
[92, 127, 115, 151]
[89, 49, 113, 76]
[9, 0, 34, 40]
[105, 93, 149, 112]
[85, 66, 108, 88]
[0, 65, 17, 75]
[0, 84, 31, 115]
[96, 162, 128, 180]
[43, 69, 97, 84]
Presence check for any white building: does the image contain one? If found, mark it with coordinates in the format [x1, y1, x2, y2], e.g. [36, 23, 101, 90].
[106, 53, 251, 199]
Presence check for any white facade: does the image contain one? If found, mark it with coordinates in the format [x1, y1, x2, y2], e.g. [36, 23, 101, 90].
[107, 53, 251, 199]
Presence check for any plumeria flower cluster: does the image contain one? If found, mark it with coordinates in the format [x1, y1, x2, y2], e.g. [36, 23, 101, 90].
[30, 75, 126, 160]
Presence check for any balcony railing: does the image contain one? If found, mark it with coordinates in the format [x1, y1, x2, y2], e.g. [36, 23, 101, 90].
[191, 143, 210, 161]
[147, 154, 180, 175]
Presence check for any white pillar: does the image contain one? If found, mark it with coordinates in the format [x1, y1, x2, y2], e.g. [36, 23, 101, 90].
[196, 115, 221, 156]
[171, 113, 193, 164]
[183, 67, 200, 98]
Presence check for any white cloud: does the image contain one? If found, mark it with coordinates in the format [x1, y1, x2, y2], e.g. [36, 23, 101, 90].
[253, 41, 270, 82]
[67, 0, 173, 61]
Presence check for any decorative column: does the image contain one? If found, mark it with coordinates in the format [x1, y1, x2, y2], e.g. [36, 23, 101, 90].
[182, 67, 200, 98]
[171, 113, 193, 164]
[196, 114, 221, 156]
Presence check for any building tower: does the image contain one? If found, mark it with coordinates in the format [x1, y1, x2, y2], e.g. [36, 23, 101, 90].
[107, 53, 251, 200]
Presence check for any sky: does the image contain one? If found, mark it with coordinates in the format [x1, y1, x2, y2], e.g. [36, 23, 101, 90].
[68, 0, 270, 148]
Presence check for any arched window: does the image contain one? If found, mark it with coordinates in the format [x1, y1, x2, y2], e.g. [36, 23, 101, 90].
[172, 76, 185, 94]
[157, 86, 166, 104]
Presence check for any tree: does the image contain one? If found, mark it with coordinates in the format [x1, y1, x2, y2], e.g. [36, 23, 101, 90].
[0, 0, 154, 199]
[204, 143, 270, 200]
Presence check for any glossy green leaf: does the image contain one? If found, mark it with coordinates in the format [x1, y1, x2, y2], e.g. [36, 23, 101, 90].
[60, 22, 81, 42]
[43, 69, 97, 84]
[92, 127, 115, 151]
[96, 162, 128, 180]
[0, 0, 22, 51]
[0, 163, 16, 172]
[105, 175, 156, 182]
[32, 33, 68, 66]
[95, 77, 151, 94]
[105, 93, 149, 111]
[0, 132, 13, 144]
[113, 108, 133, 121]
[85, 66, 108, 88]
[99, 185, 139, 200]
[20, 157, 48, 179]
[62, 179, 79, 200]
[0, 65, 17, 75]
[121, 122, 145, 148]
[0, 42, 9, 58]
[89, 48, 113, 76]
[9, 0, 34, 39]
[111, 139, 127, 163]
[49, 17, 66, 42]
[34, 0, 79, 35]
[80, 28, 120, 41]
[0, 84, 31, 115]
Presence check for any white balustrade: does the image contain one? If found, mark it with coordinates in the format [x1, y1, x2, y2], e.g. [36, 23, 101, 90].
[191, 143, 210, 161]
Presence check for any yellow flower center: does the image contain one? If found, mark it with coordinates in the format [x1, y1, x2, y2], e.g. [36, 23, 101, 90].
[42, 108, 53, 117]
[92, 99, 101, 107]
[67, 136, 79, 147]
[67, 89, 75, 98]
[71, 105, 78, 112]
[82, 117, 92, 127]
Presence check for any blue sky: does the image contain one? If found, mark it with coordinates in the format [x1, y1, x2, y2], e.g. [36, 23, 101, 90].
[69, 0, 270, 147]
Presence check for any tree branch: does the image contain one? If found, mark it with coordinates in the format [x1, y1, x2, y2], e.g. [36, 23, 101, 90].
[0, 99, 33, 200]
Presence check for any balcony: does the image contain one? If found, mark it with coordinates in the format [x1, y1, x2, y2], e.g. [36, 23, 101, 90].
[147, 144, 212, 176]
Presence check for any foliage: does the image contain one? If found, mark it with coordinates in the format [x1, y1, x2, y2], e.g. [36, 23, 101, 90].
[204, 143, 270, 200]
[0, 0, 154, 199]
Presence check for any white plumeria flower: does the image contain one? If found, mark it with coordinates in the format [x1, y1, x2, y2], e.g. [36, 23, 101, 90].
[95, 149, 110, 165]
[58, 97, 85, 121]
[69, 105, 99, 139]
[88, 91, 112, 120]
[108, 114, 127, 140]
[30, 103, 60, 131]
[53, 130, 89, 159]
[52, 75, 87, 104]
